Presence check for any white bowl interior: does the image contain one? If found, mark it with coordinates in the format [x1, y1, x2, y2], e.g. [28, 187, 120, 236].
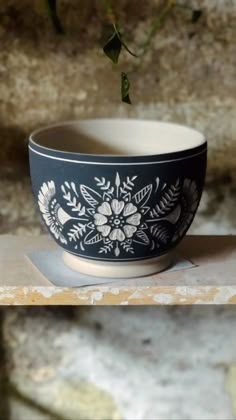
[31, 119, 205, 156]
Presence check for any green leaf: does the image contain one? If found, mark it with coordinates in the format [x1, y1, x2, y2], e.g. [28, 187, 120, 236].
[103, 30, 122, 64]
[121, 72, 131, 105]
[191, 10, 202, 23]
[46, 0, 64, 34]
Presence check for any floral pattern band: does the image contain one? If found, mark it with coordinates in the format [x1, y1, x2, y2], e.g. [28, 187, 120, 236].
[38, 172, 199, 259]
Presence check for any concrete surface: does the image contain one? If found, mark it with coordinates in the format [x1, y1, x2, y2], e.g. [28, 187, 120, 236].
[2, 306, 236, 420]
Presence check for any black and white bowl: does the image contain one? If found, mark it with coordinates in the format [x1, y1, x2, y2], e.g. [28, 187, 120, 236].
[29, 119, 207, 278]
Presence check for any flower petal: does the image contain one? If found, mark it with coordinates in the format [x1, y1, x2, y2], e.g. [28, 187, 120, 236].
[97, 225, 111, 237]
[59, 233, 68, 245]
[50, 224, 59, 239]
[126, 213, 141, 226]
[42, 213, 53, 226]
[111, 199, 124, 215]
[123, 202, 137, 217]
[94, 213, 108, 226]
[109, 228, 125, 242]
[97, 201, 112, 216]
[38, 181, 56, 213]
[57, 207, 71, 225]
[123, 225, 137, 238]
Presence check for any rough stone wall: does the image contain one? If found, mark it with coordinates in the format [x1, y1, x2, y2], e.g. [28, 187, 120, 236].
[1, 306, 236, 420]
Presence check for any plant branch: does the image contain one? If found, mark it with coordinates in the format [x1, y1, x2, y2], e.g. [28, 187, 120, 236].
[103, 0, 138, 58]
[140, 0, 175, 57]
[46, 0, 64, 34]
[113, 23, 138, 58]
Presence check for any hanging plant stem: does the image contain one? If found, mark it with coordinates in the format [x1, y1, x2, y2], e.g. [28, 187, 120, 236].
[112, 23, 138, 58]
[102, 0, 138, 59]
[102, 0, 137, 103]
[42, 0, 203, 104]
[46, 0, 64, 34]
[140, 0, 175, 57]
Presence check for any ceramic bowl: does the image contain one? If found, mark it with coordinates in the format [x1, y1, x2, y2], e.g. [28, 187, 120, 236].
[29, 119, 207, 278]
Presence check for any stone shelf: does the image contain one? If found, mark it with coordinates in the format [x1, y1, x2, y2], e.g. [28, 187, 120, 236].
[0, 234, 235, 305]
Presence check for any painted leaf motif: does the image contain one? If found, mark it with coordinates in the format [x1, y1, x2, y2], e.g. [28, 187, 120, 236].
[99, 241, 114, 254]
[155, 177, 160, 192]
[68, 223, 86, 242]
[71, 182, 78, 196]
[122, 192, 131, 202]
[84, 231, 102, 245]
[80, 185, 101, 207]
[150, 180, 180, 218]
[133, 184, 152, 207]
[150, 240, 155, 251]
[120, 176, 137, 195]
[140, 222, 148, 230]
[115, 172, 121, 187]
[103, 192, 113, 201]
[134, 230, 150, 245]
[120, 241, 134, 254]
[80, 242, 85, 251]
[151, 224, 170, 244]
[61, 182, 84, 214]
[114, 246, 120, 257]
[87, 209, 95, 216]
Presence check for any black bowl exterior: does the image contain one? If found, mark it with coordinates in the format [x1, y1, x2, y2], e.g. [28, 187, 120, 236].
[29, 142, 207, 261]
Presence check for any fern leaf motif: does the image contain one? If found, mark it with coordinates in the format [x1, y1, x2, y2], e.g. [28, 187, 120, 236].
[150, 179, 180, 218]
[99, 241, 114, 254]
[150, 224, 170, 244]
[120, 241, 134, 254]
[61, 182, 85, 215]
[68, 223, 86, 242]
[120, 176, 137, 196]
[94, 177, 114, 197]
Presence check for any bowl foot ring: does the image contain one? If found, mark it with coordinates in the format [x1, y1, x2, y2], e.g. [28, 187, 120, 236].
[62, 251, 173, 279]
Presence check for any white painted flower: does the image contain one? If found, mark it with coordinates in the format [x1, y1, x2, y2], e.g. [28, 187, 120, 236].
[38, 181, 68, 244]
[172, 178, 199, 242]
[94, 199, 141, 242]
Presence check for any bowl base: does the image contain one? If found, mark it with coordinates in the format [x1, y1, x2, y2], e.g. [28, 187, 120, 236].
[62, 251, 173, 279]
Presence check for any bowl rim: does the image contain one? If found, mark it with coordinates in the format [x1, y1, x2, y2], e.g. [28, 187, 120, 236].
[29, 118, 207, 160]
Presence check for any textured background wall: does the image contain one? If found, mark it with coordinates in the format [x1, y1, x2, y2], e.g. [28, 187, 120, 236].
[0, 1, 236, 419]
[2, 306, 236, 420]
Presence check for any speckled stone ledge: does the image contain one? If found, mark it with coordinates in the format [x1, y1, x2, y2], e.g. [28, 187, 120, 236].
[0, 234, 235, 305]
